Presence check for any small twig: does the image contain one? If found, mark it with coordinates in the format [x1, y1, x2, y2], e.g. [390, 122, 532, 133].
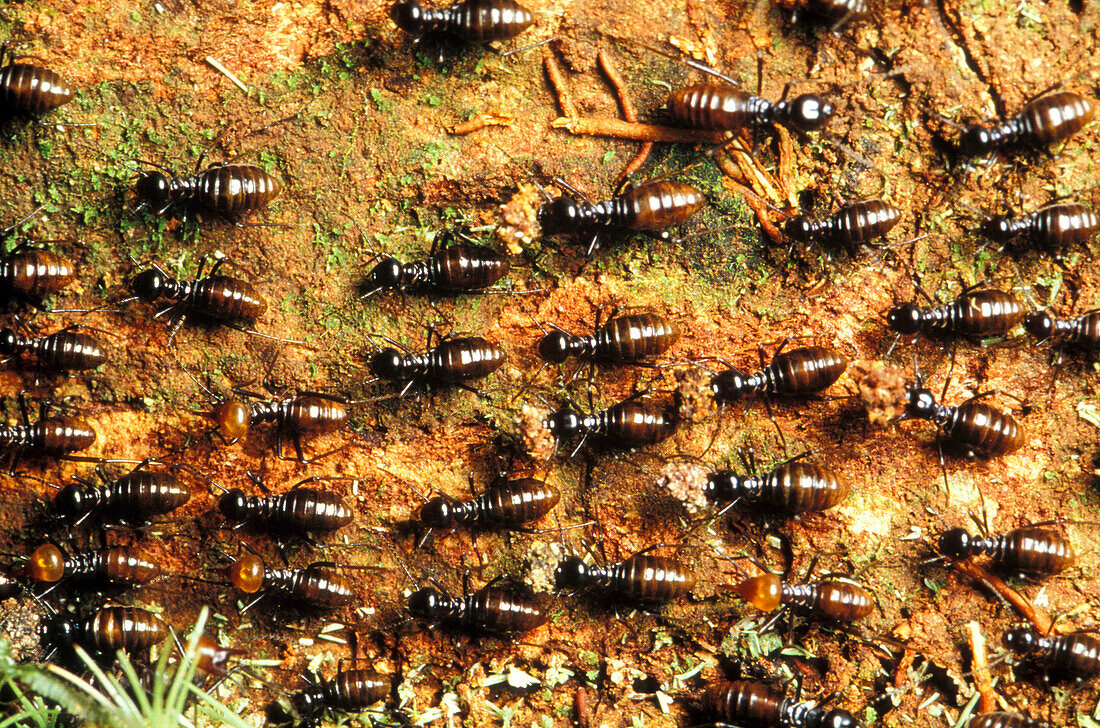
[204, 56, 249, 95]
[774, 124, 795, 206]
[448, 114, 513, 135]
[953, 559, 1052, 634]
[551, 116, 725, 144]
[965, 621, 997, 714]
[543, 49, 576, 118]
[597, 49, 654, 186]
[713, 152, 782, 245]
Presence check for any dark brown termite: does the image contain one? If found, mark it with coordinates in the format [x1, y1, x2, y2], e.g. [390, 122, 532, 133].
[982, 203, 1098, 250]
[53, 466, 190, 527]
[554, 553, 695, 602]
[708, 344, 849, 403]
[898, 373, 1024, 458]
[958, 91, 1096, 156]
[390, 0, 535, 45]
[537, 178, 706, 255]
[285, 668, 392, 722]
[706, 450, 849, 514]
[367, 334, 506, 396]
[969, 713, 1049, 728]
[1025, 308, 1100, 351]
[1, 206, 76, 306]
[407, 584, 549, 634]
[785, 200, 902, 247]
[26, 543, 162, 588]
[1002, 627, 1100, 680]
[217, 477, 354, 539]
[727, 572, 874, 622]
[135, 163, 281, 222]
[1, 396, 96, 472]
[360, 227, 510, 298]
[702, 680, 859, 728]
[205, 389, 349, 462]
[41, 606, 167, 657]
[544, 396, 678, 454]
[887, 287, 1025, 342]
[936, 526, 1074, 576]
[537, 311, 680, 366]
[0, 325, 108, 374]
[417, 478, 560, 533]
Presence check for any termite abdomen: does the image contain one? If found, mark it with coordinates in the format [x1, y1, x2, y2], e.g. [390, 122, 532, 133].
[538, 313, 679, 364]
[1, 250, 75, 300]
[711, 346, 848, 401]
[218, 486, 353, 534]
[0, 327, 108, 372]
[667, 84, 833, 135]
[407, 585, 549, 634]
[0, 61, 73, 114]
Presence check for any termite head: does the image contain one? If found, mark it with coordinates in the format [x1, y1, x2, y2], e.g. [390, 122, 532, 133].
[129, 268, 170, 302]
[134, 171, 173, 209]
[783, 215, 814, 242]
[227, 555, 266, 594]
[370, 348, 408, 380]
[958, 125, 995, 155]
[389, 1, 424, 32]
[209, 400, 251, 441]
[886, 303, 922, 335]
[1024, 310, 1054, 340]
[544, 408, 581, 438]
[55, 484, 90, 518]
[709, 367, 749, 402]
[419, 497, 455, 529]
[785, 93, 834, 133]
[901, 385, 937, 421]
[537, 197, 582, 236]
[0, 328, 20, 356]
[937, 528, 971, 559]
[553, 556, 589, 589]
[365, 256, 404, 291]
[407, 587, 445, 620]
[41, 617, 77, 648]
[980, 213, 1015, 240]
[27, 544, 65, 583]
[218, 489, 251, 521]
[1002, 626, 1039, 655]
[821, 709, 859, 728]
[537, 331, 572, 363]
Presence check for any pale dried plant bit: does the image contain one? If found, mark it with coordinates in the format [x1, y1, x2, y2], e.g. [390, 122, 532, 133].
[853, 360, 909, 427]
[675, 367, 717, 423]
[497, 184, 543, 255]
[516, 404, 555, 459]
[526, 541, 565, 593]
[659, 461, 710, 515]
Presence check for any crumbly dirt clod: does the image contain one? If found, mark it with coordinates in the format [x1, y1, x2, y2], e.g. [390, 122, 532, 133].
[525, 540, 565, 593]
[497, 183, 543, 255]
[515, 404, 555, 460]
[674, 368, 717, 423]
[853, 360, 910, 427]
[658, 461, 711, 515]
[1, 598, 44, 663]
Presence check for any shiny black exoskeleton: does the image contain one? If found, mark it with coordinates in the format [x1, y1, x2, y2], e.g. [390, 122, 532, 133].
[710, 345, 848, 402]
[41, 607, 166, 657]
[286, 669, 391, 722]
[362, 238, 509, 298]
[1, 43, 74, 115]
[537, 312, 680, 364]
[887, 289, 1024, 341]
[785, 200, 902, 246]
[55, 468, 190, 527]
[418, 478, 560, 531]
[218, 481, 353, 536]
[369, 336, 506, 393]
[668, 84, 834, 135]
[0, 326, 107, 373]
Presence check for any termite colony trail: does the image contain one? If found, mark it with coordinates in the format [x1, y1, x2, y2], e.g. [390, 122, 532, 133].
[3, 0, 1100, 726]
